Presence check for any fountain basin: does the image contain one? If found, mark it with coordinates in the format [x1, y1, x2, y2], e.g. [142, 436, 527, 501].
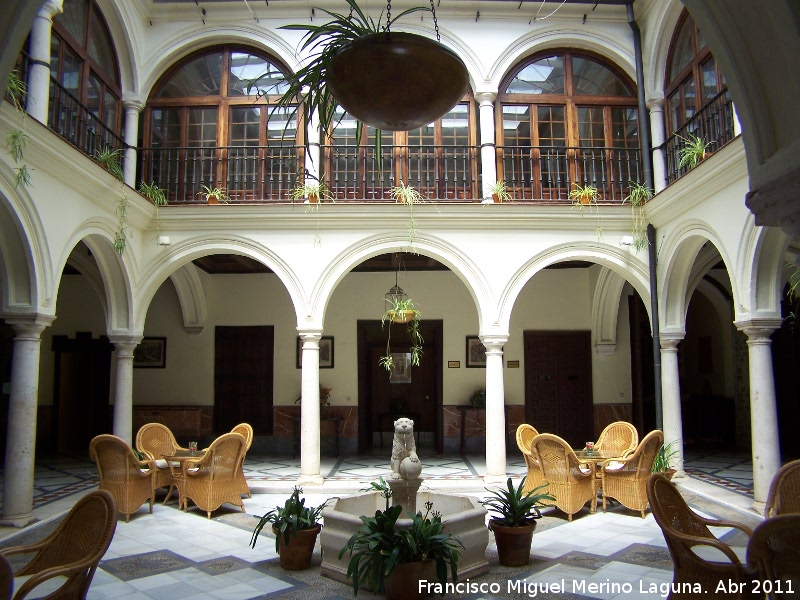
[320, 490, 489, 584]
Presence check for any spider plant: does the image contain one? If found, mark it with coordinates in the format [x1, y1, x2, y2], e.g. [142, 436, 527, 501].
[95, 147, 124, 182]
[489, 179, 512, 203]
[677, 133, 711, 170]
[391, 181, 425, 246]
[6, 69, 26, 112]
[568, 183, 599, 207]
[197, 185, 230, 204]
[623, 181, 653, 252]
[380, 296, 423, 372]
[139, 181, 168, 238]
[6, 70, 31, 188]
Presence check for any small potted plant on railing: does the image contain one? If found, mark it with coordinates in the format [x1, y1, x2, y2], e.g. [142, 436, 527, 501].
[338, 501, 463, 599]
[198, 184, 230, 204]
[651, 441, 679, 480]
[489, 180, 512, 203]
[251, 486, 328, 570]
[290, 179, 330, 204]
[568, 183, 599, 207]
[677, 133, 711, 170]
[480, 477, 555, 567]
[380, 297, 423, 372]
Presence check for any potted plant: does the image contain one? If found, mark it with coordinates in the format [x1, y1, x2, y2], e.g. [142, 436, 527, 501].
[677, 133, 711, 170]
[197, 184, 229, 204]
[380, 297, 423, 372]
[290, 178, 329, 204]
[139, 181, 168, 239]
[338, 501, 463, 599]
[251, 486, 327, 570]
[480, 477, 555, 567]
[391, 181, 425, 245]
[568, 183, 599, 207]
[652, 442, 679, 480]
[623, 181, 653, 252]
[489, 180, 512, 203]
[468, 388, 486, 409]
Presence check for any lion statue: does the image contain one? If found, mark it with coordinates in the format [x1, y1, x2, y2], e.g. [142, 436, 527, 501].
[390, 417, 421, 479]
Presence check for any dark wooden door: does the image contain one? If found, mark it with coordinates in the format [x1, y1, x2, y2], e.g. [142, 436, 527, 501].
[52, 333, 112, 453]
[524, 331, 592, 447]
[214, 326, 273, 435]
[629, 294, 656, 437]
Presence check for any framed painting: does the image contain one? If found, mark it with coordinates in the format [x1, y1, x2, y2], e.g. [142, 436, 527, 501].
[296, 336, 334, 368]
[133, 337, 166, 368]
[466, 336, 487, 368]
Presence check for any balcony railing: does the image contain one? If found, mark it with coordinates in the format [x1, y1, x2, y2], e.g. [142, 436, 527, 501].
[499, 145, 643, 203]
[664, 88, 735, 185]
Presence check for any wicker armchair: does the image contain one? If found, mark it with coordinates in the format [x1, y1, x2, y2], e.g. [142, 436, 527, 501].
[747, 514, 800, 598]
[515, 424, 546, 494]
[529, 433, 598, 521]
[89, 434, 156, 523]
[647, 473, 753, 598]
[174, 432, 247, 519]
[595, 421, 639, 457]
[764, 459, 800, 518]
[600, 429, 663, 518]
[0, 490, 116, 600]
[230, 423, 254, 498]
[135, 423, 188, 502]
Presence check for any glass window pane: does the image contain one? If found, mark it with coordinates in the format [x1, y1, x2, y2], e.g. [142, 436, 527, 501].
[103, 88, 118, 130]
[267, 106, 298, 146]
[57, 0, 87, 45]
[501, 105, 531, 146]
[439, 103, 469, 147]
[577, 107, 605, 146]
[506, 55, 565, 94]
[573, 57, 632, 96]
[669, 18, 694, 82]
[537, 106, 565, 147]
[151, 109, 181, 148]
[60, 45, 82, 94]
[611, 108, 638, 148]
[229, 52, 288, 96]
[86, 73, 101, 117]
[187, 108, 218, 147]
[88, 6, 118, 84]
[701, 58, 718, 100]
[230, 107, 261, 146]
[157, 52, 223, 97]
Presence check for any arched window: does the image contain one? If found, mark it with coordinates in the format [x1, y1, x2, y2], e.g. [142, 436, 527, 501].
[325, 95, 477, 201]
[143, 47, 299, 202]
[49, 0, 122, 152]
[497, 50, 639, 202]
[664, 10, 734, 181]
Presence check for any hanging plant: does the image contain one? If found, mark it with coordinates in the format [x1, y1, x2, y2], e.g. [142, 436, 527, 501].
[5, 70, 32, 188]
[380, 296, 423, 372]
[623, 181, 653, 252]
[139, 181, 168, 240]
[391, 181, 426, 246]
[95, 148, 129, 255]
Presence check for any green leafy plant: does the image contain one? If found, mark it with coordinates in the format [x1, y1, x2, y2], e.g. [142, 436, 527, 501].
[289, 178, 330, 204]
[489, 179, 512, 203]
[468, 388, 486, 409]
[381, 296, 423, 372]
[95, 147, 124, 182]
[197, 184, 230, 204]
[651, 442, 679, 474]
[568, 183, 599, 208]
[338, 501, 463, 596]
[6, 70, 31, 188]
[94, 147, 128, 254]
[139, 181, 168, 238]
[391, 181, 426, 246]
[677, 133, 711, 170]
[623, 181, 653, 252]
[362, 476, 393, 511]
[6, 69, 26, 112]
[113, 193, 130, 255]
[480, 477, 555, 527]
[250, 486, 328, 552]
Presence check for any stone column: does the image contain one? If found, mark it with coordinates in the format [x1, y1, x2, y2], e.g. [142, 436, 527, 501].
[122, 100, 143, 188]
[306, 107, 321, 183]
[1, 316, 54, 527]
[482, 335, 507, 483]
[109, 335, 142, 446]
[660, 335, 685, 476]
[647, 98, 667, 193]
[475, 92, 497, 200]
[298, 330, 323, 485]
[25, 0, 63, 123]
[737, 319, 782, 509]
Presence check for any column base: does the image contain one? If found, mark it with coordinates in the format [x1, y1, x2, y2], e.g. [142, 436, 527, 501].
[750, 500, 766, 515]
[483, 474, 508, 485]
[297, 474, 324, 486]
[0, 513, 38, 528]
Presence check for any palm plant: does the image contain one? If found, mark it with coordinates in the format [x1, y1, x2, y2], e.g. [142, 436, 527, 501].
[651, 442, 679, 474]
[251, 486, 328, 552]
[480, 477, 554, 527]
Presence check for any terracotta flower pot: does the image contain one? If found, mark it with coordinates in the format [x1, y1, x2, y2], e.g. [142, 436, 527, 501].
[489, 519, 536, 567]
[384, 560, 435, 600]
[492, 193, 500, 203]
[308, 193, 319, 204]
[389, 309, 415, 324]
[272, 525, 321, 570]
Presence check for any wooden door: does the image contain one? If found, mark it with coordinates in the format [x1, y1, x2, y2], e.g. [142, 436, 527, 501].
[629, 294, 656, 437]
[524, 331, 592, 447]
[214, 326, 273, 435]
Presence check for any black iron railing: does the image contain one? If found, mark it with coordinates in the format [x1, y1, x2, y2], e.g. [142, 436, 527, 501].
[48, 77, 125, 159]
[138, 145, 304, 203]
[498, 145, 643, 203]
[663, 88, 735, 185]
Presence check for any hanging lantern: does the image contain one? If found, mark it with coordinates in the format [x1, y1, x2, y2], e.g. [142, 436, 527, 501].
[385, 271, 416, 323]
[326, 31, 469, 131]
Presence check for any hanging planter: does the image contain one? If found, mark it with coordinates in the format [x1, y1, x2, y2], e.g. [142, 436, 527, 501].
[326, 32, 469, 131]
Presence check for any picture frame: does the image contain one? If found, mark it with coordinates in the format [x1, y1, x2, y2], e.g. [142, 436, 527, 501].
[389, 352, 412, 383]
[466, 336, 487, 368]
[133, 337, 166, 368]
[296, 336, 334, 368]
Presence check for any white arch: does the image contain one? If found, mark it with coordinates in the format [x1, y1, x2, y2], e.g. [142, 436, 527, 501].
[592, 267, 628, 353]
[499, 243, 651, 334]
[96, 0, 138, 93]
[735, 214, 787, 320]
[133, 235, 305, 332]
[66, 245, 109, 319]
[169, 263, 207, 335]
[642, 0, 685, 98]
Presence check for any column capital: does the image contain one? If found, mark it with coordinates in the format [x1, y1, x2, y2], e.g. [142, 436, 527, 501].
[735, 318, 782, 340]
[39, 0, 64, 20]
[660, 333, 684, 351]
[298, 329, 323, 343]
[474, 92, 497, 105]
[4, 314, 55, 338]
[109, 334, 143, 357]
[480, 335, 507, 353]
[646, 96, 665, 111]
[122, 98, 145, 113]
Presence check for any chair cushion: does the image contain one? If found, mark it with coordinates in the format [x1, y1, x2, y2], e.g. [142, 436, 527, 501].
[14, 574, 70, 599]
[604, 461, 625, 471]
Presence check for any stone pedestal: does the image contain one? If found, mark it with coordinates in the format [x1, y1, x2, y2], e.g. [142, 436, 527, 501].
[388, 477, 423, 514]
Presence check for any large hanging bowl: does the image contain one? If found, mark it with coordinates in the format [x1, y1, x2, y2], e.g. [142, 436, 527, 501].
[326, 32, 470, 131]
